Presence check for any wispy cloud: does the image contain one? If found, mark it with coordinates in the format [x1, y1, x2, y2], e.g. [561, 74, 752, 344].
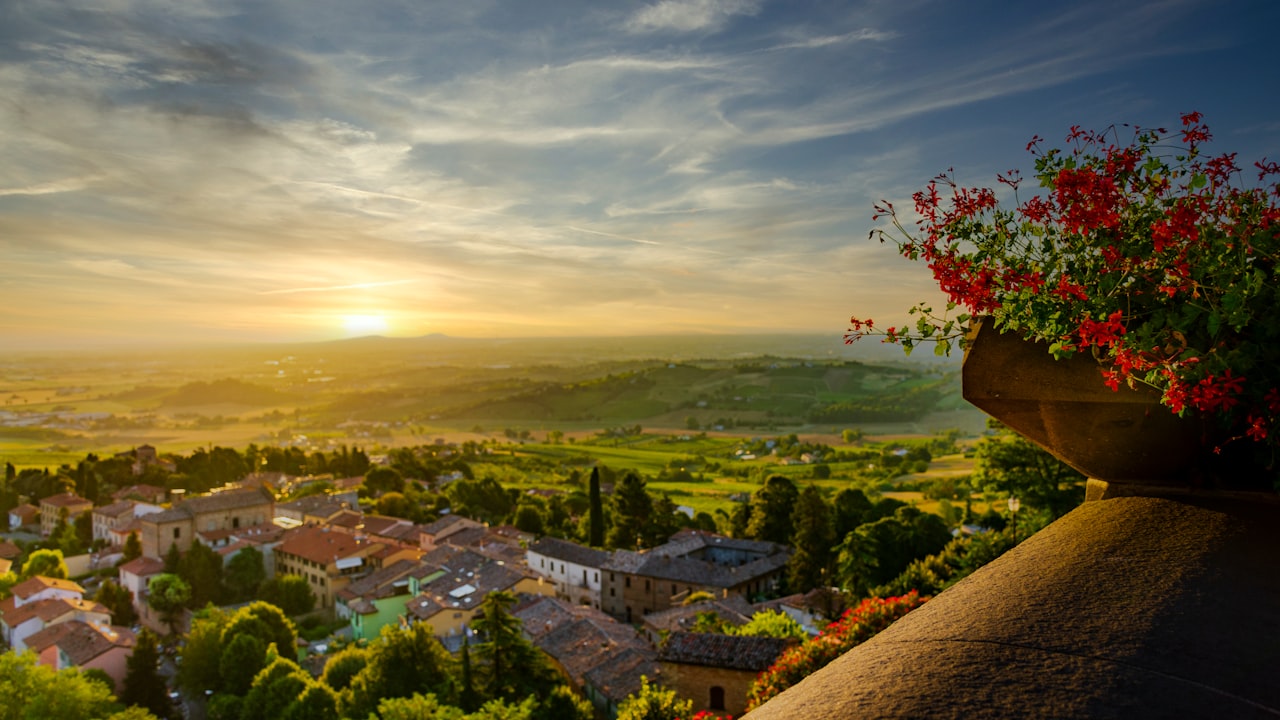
[625, 0, 763, 33]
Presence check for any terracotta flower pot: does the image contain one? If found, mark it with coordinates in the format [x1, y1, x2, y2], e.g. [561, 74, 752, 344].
[961, 319, 1211, 489]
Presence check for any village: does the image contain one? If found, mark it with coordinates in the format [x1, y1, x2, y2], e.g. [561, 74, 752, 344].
[0, 442, 858, 719]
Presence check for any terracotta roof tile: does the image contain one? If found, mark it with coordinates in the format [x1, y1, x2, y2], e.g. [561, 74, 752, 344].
[658, 631, 794, 672]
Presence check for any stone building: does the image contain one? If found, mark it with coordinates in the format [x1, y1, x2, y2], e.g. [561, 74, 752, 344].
[657, 631, 793, 717]
[137, 486, 274, 559]
[600, 531, 789, 622]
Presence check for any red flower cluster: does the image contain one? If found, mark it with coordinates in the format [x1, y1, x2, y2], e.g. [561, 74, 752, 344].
[744, 592, 927, 712]
[850, 113, 1280, 451]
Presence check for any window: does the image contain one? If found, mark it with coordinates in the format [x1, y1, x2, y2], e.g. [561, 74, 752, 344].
[610, 588, 615, 597]
[594, 572, 599, 582]
[644, 579, 650, 592]
[232, 517, 240, 529]
[625, 577, 631, 588]
[710, 686, 726, 711]
[173, 528, 181, 539]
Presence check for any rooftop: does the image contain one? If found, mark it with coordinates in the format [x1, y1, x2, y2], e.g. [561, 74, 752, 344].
[527, 537, 611, 568]
[277, 526, 379, 565]
[658, 631, 793, 672]
[26, 621, 135, 665]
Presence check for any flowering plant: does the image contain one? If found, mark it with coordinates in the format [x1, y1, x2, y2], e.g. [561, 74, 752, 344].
[848, 113, 1280, 450]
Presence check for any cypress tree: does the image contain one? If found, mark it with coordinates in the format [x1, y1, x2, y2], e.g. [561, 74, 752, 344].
[588, 466, 604, 547]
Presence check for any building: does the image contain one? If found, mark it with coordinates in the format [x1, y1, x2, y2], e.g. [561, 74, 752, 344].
[39, 493, 93, 537]
[274, 526, 417, 610]
[8, 504, 39, 532]
[137, 486, 274, 559]
[91, 500, 163, 543]
[657, 632, 794, 717]
[600, 531, 790, 622]
[27, 621, 137, 689]
[640, 594, 755, 644]
[513, 595, 658, 718]
[0, 577, 110, 652]
[405, 553, 552, 645]
[112, 484, 167, 505]
[526, 537, 611, 609]
[275, 494, 353, 525]
[418, 514, 484, 551]
[335, 558, 420, 641]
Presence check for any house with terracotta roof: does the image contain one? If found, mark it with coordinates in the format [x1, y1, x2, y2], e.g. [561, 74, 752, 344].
[513, 594, 658, 718]
[640, 594, 755, 644]
[39, 493, 93, 537]
[0, 577, 111, 652]
[527, 537, 611, 610]
[8, 504, 39, 532]
[0, 541, 22, 562]
[137, 486, 274, 559]
[27, 621, 137, 688]
[275, 494, 353, 525]
[275, 526, 417, 610]
[657, 631, 795, 717]
[112, 484, 167, 505]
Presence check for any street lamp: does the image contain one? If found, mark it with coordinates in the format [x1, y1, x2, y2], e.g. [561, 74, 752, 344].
[1008, 496, 1021, 543]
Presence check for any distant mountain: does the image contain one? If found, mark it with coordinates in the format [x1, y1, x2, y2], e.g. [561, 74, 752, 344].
[161, 378, 295, 408]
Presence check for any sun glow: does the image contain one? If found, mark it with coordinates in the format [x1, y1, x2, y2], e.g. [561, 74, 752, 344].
[341, 314, 389, 336]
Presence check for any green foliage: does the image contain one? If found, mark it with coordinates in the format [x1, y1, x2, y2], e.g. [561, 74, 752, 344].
[787, 484, 835, 592]
[319, 646, 368, 693]
[146, 574, 191, 634]
[607, 472, 653, 550]
[241, 658, 334, 720]
[120, 629, 173, 719]
[177, 606, 229, 696]
[120, 533, 142, 564]
[21, 549, 69, 580]
[257, 576, 316, 617]
[587, 466, 604, 548]
[343, 623, 458, 719]
[616, 677, 692, 720]
[223, 547, 267, 603]
[219, 633, 268, 696]
[178, 541, 225, 608]
[733, 609, 808, 641]
[364, 466, 406, 496]
[470, 591, 561, 704]
[834, 507, 951, 598]
[530, 686, 594, 720]
[973, 421, 1084, 518]
[0, 651, 154, 720]
[227, 602, 299, 662]
[746, 475, 798, 544]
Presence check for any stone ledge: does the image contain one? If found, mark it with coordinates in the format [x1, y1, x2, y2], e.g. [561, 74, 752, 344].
[744, 493, 1280, 719]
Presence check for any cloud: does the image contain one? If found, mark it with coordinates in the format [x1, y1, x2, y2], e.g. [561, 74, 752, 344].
[625, 0, 763, 33]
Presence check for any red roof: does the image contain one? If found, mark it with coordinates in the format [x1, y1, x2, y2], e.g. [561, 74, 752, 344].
[278, 526, 378, 565]
[39, 493, 91, 509]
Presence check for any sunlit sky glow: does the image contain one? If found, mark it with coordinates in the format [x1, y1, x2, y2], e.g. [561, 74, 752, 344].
[2, 0, 1278, 349]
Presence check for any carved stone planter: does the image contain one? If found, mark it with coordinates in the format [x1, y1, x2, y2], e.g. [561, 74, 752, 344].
[961, 319, 1211, 492]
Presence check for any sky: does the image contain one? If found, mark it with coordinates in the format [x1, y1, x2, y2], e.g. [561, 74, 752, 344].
[2, 0, 1279, 350]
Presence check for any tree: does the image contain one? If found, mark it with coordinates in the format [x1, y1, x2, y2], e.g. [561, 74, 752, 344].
[147, 574, 191, 635]
[0, 651, 158, 720]
[746, 475, 799, 544]
[96, 579, 138, 626]
[787, 484, 836, 592]
[832, 488, 872, 540]
[257, 576, 315, 617]
[225, 602, 299, 662]
[616, 677, 692, 720]
[344, 623, 458, 719]
[242, 658, 337, 720]
[607, 472, 652, 550]
[177, 606, 229, 697]
[512, 502, 544, 535]
[973, 421, 1085, 518]
[21, 548, 69, 579]
[732, 609, 808, 641]
[471, 591, 559, 703]
[223, 547, 266, 603]
[218, 632, 267, 696]
[587, 466, 604, 548]
[532, 685, 594, 720]
[178, 541, 224, 609]
[120, 628, 173, 719]
[120, 532, 142, 564]
[319, 646, 368, 693]
[376, 694, 465, 720]
[364, 466, 406, 496]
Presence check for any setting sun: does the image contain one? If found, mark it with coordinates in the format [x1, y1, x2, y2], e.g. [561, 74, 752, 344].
[342, 314, 390, 336]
